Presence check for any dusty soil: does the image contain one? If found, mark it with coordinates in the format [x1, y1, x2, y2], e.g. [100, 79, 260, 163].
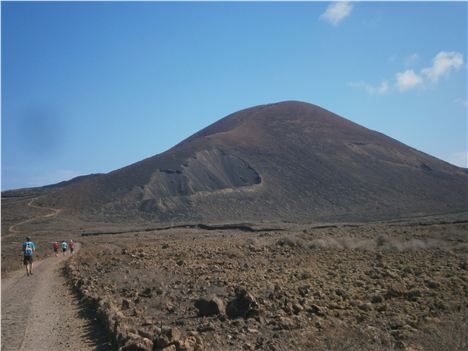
[66, 216, 468, 351]
[1, 248, 112, 351]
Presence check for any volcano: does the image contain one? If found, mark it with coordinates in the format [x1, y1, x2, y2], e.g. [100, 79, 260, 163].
[16, 101, 468, 223]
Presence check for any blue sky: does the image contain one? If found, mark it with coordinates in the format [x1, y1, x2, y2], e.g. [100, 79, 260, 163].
[2, 1, 467, 190]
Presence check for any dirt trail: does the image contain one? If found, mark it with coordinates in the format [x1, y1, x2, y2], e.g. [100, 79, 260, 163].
[1, 248, 111, 351]
[6, 197, 63, 239]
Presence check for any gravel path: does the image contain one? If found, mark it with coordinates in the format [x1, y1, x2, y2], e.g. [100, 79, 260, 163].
[1, 252, 111, 351]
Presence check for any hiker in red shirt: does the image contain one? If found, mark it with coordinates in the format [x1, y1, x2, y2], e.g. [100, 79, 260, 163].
[69, 240, 75, 255]
[52, 241, 60, 257]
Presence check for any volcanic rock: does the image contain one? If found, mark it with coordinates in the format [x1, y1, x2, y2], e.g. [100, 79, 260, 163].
[194, 296, 225, 317]
[226, 287, 259, 319]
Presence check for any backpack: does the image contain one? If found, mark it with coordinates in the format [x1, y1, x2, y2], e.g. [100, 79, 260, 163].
[62, 242, 68, 249]
[24, 242, 33, 256]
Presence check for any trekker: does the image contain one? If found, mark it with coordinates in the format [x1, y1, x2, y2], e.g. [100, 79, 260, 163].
[69, 240, 75, 255]
[53, 241, 60, 256]
[22, 237, 36, 276]
[61, 240, 68, 256]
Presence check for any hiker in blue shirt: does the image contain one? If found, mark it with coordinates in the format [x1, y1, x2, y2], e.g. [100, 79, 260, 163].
[22, 237, 36, 276]
[61, 240, 68, 256]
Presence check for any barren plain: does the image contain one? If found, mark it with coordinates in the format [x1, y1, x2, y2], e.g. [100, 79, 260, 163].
[64, 214, 467, 351]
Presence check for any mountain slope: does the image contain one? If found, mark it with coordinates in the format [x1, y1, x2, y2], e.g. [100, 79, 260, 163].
[33, 101, 468, 223]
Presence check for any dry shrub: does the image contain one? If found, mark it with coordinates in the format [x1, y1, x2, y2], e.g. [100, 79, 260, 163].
[245, 237, 260, 246]
[223, 247, 244, 259]
[306, 235, 458, 252]
[276, 236, 305, 248]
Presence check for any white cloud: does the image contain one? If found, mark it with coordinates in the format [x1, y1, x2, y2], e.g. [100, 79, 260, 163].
[447, 151, 468, 168]
[350, 51, 464, 95]
[376, 81, 390, 95]
[422, 51, 464, 82]
[395, 70, 424, 92]
[394, 51, 464, 91]
[321, 2, 353, 26]
[349, 81, 389, 95]
[28, 169, 84, 187]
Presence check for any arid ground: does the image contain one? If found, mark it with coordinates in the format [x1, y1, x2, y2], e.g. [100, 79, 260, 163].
[61, 214, 467, 351]
[2, 203, 467, 350]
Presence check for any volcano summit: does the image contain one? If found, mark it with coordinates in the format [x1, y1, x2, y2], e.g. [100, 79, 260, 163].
[8, 101, 468, 224]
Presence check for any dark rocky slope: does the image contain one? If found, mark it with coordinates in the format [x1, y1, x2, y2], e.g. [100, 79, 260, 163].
[16, 101, 468, 223]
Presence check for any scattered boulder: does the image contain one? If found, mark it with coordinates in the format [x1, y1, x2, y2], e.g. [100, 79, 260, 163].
[297, 285, 311, 297]
[194, 296, 225, 317]
[139, 288, 152, 298]
[196, 322, 215, 333]
[292, 303, 304, 314]
[308, 304, 324, 316]
[389, 317, 406, 330]
[121, 336, 153, 351]
[385, 284, 407, 299]
[406, 289, 421, 301]
[358, 302, 372, 311]
[226, 287, 260, 319]
[138, 328, 153, 340]
[335, 288, 348, 299]
[153, 327, 182, 350]
[276, 316, 296, 330]
[122, 298, 132, 310]
[177, 335, 204, 351]
[166, 302, 176, 314]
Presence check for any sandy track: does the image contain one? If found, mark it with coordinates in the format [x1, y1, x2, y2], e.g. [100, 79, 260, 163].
[1, 251, 111, 351]
[5, 197, 62, 239]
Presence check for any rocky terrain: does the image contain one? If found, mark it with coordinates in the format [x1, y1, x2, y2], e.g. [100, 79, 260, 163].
[65, 215, 467, 350]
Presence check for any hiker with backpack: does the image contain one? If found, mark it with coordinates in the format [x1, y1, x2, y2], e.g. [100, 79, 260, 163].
[22, 237, 36, 276]
[53, 241, 60, 256]
[61, 240, 68, 256]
